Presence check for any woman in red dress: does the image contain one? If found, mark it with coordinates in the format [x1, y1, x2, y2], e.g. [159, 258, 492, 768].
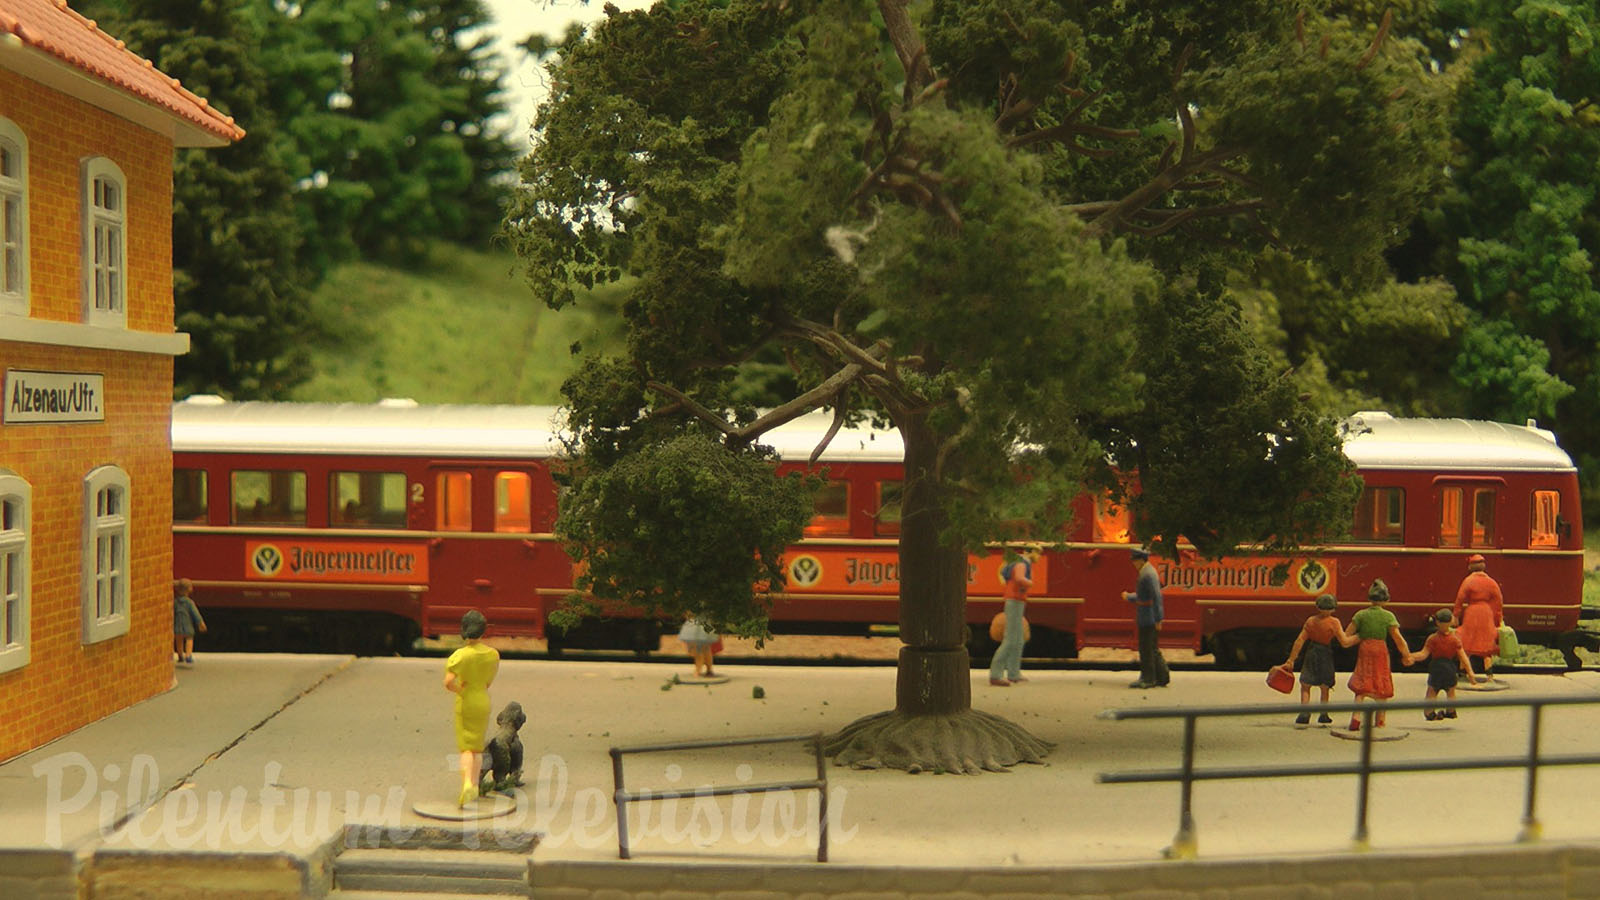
[1451, 553, 1503, 680]
[1341, 579, 1414, 730]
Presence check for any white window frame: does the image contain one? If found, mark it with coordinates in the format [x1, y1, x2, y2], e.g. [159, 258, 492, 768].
[82, 465, 130, 643]
[0, 117, 27, 317]
[0, 472, 31, 673]
[81, 157, 127, 327]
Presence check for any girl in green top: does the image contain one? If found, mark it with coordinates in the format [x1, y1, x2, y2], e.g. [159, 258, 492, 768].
[1340, 579, 1414, 731]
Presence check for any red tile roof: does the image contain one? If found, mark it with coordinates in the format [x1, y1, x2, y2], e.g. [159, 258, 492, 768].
[0, 0, 244, 143]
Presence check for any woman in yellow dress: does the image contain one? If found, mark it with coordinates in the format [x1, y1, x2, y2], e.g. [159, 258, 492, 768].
[443, 610, 500, 806]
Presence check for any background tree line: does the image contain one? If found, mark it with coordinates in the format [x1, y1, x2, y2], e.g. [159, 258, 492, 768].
[83, 0, 1600, 518]
[79, 0, 519, 398]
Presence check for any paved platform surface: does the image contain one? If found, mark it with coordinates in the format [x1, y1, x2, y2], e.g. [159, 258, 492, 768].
[4, 653, 1600, 870]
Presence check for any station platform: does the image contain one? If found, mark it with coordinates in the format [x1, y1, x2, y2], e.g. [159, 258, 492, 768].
[4, 653, 1600, 899]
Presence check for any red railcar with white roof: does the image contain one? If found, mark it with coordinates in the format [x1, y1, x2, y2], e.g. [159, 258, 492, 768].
[171, 400, 1591, 666]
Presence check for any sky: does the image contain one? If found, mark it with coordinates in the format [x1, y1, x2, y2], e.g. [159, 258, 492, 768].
[480, 0, 656, 144]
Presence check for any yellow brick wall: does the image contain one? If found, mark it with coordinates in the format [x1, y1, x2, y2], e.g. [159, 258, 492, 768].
[0, 70, 179, 761]
[0, 69, 174, 330]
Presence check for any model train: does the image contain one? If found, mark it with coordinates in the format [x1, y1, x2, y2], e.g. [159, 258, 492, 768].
[171, 399, 1596, 667]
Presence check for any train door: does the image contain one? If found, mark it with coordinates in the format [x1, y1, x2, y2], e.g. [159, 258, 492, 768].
[421, 465, 548, 638]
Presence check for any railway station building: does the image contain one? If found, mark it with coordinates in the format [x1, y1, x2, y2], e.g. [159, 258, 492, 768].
[0, 0, 242, 761]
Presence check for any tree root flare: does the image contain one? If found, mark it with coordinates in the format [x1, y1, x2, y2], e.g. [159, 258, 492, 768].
[822, 709, 1054, 774]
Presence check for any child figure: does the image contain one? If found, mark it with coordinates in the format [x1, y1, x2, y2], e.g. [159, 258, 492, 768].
[172, 578, 206, 664]
[1413, 608, 1478, 720]
[1341, 579, 1413, 730]
[1283, 593, 1341, 725]
[678, 617, 719, 677]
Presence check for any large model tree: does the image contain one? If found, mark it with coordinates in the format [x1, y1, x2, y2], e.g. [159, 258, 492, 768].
[508, 0, 1454, 772]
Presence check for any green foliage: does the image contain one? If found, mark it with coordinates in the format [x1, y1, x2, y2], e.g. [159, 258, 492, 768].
[291, 247, 628, 404]
[1100, 278, 1361, 558]
[83, 0, 318, 399]
[250, 0, 517, 267]
[555, 432, 816, 638]
[1409, 0, 1600, 514]
[510, 0, 1451, 647]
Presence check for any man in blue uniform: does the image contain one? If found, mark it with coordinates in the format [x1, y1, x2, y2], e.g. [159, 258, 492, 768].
[1122, 548, 1169, 688]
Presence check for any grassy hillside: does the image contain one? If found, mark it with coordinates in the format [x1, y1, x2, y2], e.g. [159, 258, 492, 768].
[291, 245, 628, 405]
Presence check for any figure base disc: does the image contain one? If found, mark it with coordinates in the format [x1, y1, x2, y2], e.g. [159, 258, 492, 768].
[1331, 728, 1409, 742]
[677, 675, 731, 685]
[413, 795, 519, 821]
[1458, 679, 1509, 692]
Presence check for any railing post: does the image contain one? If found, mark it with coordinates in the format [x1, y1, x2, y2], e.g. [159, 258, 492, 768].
[1518, 703, 1544, 843]
[610, 746, 631, 860]
[1352, 706, 1375, 850]
[814, 734, 829, 862]
[1164, 715, 1199, 860]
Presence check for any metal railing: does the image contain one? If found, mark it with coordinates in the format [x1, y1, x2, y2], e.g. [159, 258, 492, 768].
[609, 731, 829, 861]
[1096, 694, 1600, 859]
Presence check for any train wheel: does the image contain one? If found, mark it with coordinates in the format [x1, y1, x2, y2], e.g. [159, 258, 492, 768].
[966, 624, 998, 665]
[631, 621, 660, 659]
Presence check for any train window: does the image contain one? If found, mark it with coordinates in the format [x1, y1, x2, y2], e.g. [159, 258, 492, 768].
[230, 470, 306, 525]
[1531, 490, 1561, 549]
[330, 472, 406, 529]
[436, 472, 472, 532]
[804, 481, 850, 537]
[1439, 485, 1495, 548]
[874, 481, 902, 537]
[495, 472, 532, 533]
[1094, 493, 1132, 543]
[1351, 487, 1404, 544]
[173, 468, 207, 524]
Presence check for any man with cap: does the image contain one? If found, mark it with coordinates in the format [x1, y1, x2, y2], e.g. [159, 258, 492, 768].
[1122, 548, 1169, 688]
[1451, 553, 1504, 680]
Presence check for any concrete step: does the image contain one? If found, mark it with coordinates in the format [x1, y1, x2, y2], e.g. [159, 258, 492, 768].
[333, 847, 528, 896]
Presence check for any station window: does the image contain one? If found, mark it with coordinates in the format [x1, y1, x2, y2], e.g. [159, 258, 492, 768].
[1439, 485, 1495, 548]
[81, 157, 126, 326]
[231, 470, 307, 525]
[1351, 487, 1404, 544]
[1530, 490, 1561, 550]
[874, 480, 902, 537]
[804, 480, 850, 537]
[495, 472, 532, 533]
[436, 472, 473, 532]
[0, 472, 31, 673]
[331, 471, 407, 528]
[173, 468, 208, 523]
[0, 117, 28, 317]
[1094, 493, 1132, 544]
[82, 466, 129, 644]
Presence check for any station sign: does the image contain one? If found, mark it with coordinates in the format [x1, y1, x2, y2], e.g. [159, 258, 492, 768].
[3, 369, 105, 424]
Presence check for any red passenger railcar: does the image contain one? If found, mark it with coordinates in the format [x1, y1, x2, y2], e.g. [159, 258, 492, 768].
[172, 401, 1591, 665]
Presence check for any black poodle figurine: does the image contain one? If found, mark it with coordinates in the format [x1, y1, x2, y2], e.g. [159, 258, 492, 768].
[479, 701, 526, 795]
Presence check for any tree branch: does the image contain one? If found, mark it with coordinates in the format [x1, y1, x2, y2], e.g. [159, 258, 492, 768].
[878, 0, 933, 98]
[645, 362, 865, 448]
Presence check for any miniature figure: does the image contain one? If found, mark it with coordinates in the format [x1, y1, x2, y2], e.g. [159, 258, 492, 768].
[1282, 593, 1341, 725]
[1122, 548, 1169, 688]
[1451, 553, 1504, 681]
[1341, 579, 1411, 730]
[444, 610, 500, 807]
[172, 578, 206, 664]
[1413, 608, 1478, 719]
[480, 701, 526, 794]
[678, 616, 720, 677]
[990, 544, 1040, 686]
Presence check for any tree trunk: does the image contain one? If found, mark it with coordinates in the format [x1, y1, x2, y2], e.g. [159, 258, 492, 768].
[895, 413, 971, 715]
[823, 413, 1052, 773]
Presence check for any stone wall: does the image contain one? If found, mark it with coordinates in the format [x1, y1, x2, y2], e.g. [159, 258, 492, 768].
[531, 843, 1600, 900]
